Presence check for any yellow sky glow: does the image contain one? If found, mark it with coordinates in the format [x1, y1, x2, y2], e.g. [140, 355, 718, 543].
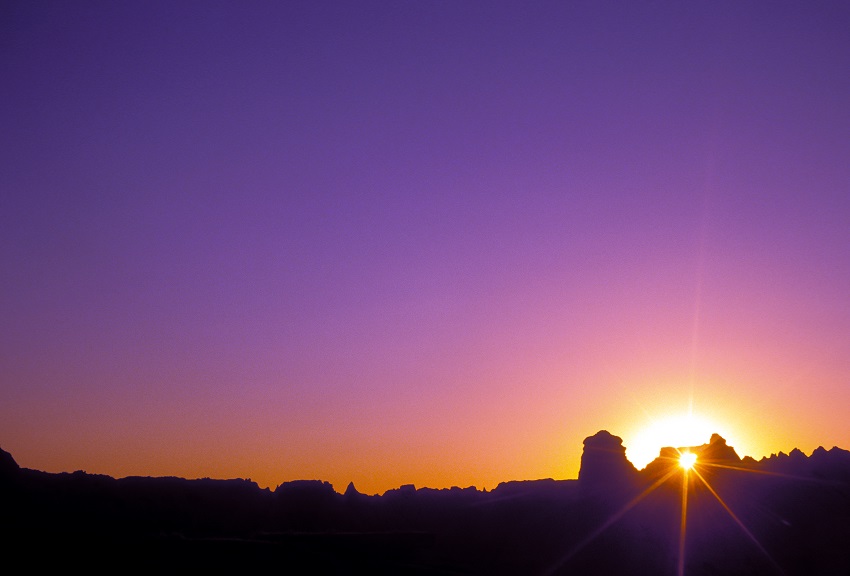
[625, 413, 728, 470]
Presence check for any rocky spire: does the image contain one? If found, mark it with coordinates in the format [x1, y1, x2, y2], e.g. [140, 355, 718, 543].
[700, 433, 741, 462]
[344, 481, 362, 498]
[0, 447, 19, 476]
[579, 430, 639, 493]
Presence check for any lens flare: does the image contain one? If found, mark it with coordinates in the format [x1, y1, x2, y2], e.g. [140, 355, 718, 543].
[626, 412, 724, 469]
[679, 451, 697, 470]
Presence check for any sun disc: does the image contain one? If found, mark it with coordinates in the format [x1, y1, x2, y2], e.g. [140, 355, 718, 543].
[626, 413, 719, 469]
[679, 451, 697, 470]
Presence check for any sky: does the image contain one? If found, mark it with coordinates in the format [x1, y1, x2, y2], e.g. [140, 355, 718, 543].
[2, 1, 849, 495]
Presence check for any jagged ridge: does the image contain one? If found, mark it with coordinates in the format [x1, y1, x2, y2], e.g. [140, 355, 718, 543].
[2, 435, 850, 575]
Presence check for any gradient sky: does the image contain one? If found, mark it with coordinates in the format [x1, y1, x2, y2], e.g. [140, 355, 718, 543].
[2, 1, 849, 495]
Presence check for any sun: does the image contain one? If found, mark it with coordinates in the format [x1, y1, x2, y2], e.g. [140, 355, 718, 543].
[626, 412, 720, 470]
[679, 451, 697, 470]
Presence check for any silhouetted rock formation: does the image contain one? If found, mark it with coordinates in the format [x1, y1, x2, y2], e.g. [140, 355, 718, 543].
[344, 481, 362, 498]
[700, 433, 741, 462]
[578, 430, 639, 494]
[643, 433, 741, 481]
[3, 433, 850, 575]
[0, 446, 18, 471]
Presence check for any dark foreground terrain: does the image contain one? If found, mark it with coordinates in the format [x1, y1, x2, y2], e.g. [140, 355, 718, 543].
[3, 431, 850, 575]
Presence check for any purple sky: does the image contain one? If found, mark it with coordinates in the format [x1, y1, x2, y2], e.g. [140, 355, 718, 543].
[2, 1, 849, 493]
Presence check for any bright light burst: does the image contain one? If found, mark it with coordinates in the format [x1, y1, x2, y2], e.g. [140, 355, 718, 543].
[546, 435, 783, 576]
[627, 413, 718, 469]
[679, 451, 697, 470]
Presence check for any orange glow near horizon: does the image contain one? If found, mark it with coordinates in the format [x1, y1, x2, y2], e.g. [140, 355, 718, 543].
[2, 388, 834, 496]
[2, 0, 850, 505]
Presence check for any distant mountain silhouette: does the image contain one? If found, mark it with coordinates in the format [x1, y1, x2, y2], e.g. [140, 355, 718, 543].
[2, 434, 850, 575]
